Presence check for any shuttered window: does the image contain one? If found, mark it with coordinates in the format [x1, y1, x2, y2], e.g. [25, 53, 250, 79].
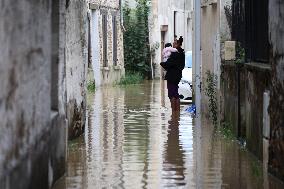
[112, 15, 118, 66]
[232, 0, 269, 63]
[102, 13, 108, 67]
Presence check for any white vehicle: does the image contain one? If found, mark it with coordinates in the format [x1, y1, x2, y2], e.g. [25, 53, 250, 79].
[179, 51, 193, 103]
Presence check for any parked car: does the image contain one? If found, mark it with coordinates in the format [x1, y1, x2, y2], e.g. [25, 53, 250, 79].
[179, 51, 192, 103]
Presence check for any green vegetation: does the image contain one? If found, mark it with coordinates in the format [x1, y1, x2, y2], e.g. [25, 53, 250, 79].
[219, 121, 234, 140]
[236, 42, 245, 64]
[123, 0, 151, 78]
[251, 160, 263, 179]
[205, 71, 218, 126]
[87, 81, 96, 92]
[118, 72, 143, 85]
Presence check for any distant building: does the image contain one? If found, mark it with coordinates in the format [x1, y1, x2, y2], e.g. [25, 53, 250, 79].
[149, 0, 193, 78]
[89, 0, 125, 86]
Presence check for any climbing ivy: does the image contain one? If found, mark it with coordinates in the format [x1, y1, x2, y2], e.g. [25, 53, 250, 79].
[123, 0, 151, 78]
[235, 42, 245, 64]
[205, 71, 218, 126]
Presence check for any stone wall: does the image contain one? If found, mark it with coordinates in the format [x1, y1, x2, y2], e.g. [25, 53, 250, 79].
[90, 0, 119, 9]
[268, 0, 284, 180]
[90, 0, 125, 86]
[0, 0, 66, 188]
[66, 0, 89, 139]
[245, 63, 271, 160]
[221, 63, 239, 135]
[221, 63, 271, 160]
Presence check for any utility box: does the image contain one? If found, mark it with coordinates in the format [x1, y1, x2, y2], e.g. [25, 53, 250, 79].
[224, 41, 236, 61]
[263, 91, 270, 139]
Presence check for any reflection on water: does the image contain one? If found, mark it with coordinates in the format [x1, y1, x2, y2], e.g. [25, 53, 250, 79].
[53, 80, 284, 189]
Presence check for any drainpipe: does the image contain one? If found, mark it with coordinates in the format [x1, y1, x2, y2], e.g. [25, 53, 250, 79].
[194, 0, 201, 115]
[119, 0, 125, 31]
[194, 0, 203, 188]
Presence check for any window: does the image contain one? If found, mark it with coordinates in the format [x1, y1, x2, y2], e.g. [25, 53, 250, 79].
[232, 0, 269, 63]
[112, 15, 118, 66]
[102, 13, 108, 67]
[246, 0, 269, 62]
[51, 0, 59, 111]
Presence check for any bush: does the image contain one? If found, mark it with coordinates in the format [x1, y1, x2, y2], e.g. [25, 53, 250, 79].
[87, 81, 96, 92]
[205, 71, 218, 126]
[118, 72, 143, 85]
[123, 0, 151, 78]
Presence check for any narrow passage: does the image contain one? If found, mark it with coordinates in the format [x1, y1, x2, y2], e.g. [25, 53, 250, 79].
[54, 80, 284, 189]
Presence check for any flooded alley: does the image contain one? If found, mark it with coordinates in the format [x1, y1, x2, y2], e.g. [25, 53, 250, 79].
[53, 80, 284, 189]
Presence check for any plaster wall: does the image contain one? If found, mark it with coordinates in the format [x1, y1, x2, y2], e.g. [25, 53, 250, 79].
[66, 0, 89, 139]
[0, 0, 66, 188]
[268, 0, 284, 180]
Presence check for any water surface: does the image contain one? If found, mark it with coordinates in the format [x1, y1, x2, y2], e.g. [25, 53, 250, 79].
[53, 80, 284, 189]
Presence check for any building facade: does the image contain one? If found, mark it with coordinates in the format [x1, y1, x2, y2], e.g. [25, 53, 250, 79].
[66, 0, 89, 139]
[149, 0, 193, 78]
[194, 0, 284, 181]
[0, 0, 89, 188]
[89, 0, 125, 87]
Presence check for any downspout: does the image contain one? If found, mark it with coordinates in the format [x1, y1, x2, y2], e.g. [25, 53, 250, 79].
[194, 1, 203, 189]
[194, 0, 201, 115]
[119, 0, 126, 31]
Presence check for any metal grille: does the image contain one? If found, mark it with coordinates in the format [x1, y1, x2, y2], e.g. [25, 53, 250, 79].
[232, 0, 269, 63]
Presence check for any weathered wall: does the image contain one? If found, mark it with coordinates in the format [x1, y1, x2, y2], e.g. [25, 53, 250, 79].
[90, 0, 125, 86]
[66, 0, 89, 139]
[268, 0, 284, 180]
[221, 63, 271, 160]
[0, 0, 66, 188]
[221, 63, 239, 135]
[90, 0, 119, 9]
[245, 63, 271, 160]
[200, 2, 220, 115]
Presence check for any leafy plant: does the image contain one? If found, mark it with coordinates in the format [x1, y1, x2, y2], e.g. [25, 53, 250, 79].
[251, 161, 263, 179]
[235, 42, 245, 64]
[205, 71, 218, 126]
[118, 72, 143, 85]
[224, 4, 232, 33]
[87, 81, 96, 92]
[219, 121, 234, 139]
[123, 0, 151, 78]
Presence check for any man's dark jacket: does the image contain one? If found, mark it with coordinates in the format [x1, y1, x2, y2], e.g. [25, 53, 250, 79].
[160, 47, 185, 85]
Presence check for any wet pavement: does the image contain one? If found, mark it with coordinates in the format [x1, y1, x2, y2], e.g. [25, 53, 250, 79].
[53, 80, 284, 189]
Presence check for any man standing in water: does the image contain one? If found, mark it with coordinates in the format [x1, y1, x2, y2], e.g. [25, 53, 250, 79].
[160, 36, 185, 113]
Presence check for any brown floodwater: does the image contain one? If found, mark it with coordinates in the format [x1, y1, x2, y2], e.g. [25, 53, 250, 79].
[53, 80, 284, 189]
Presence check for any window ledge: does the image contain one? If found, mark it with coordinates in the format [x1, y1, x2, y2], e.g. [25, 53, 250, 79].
[245, 62, 271, 71]
[114, 65, 121, 70]
[101, 66, 110, 71]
